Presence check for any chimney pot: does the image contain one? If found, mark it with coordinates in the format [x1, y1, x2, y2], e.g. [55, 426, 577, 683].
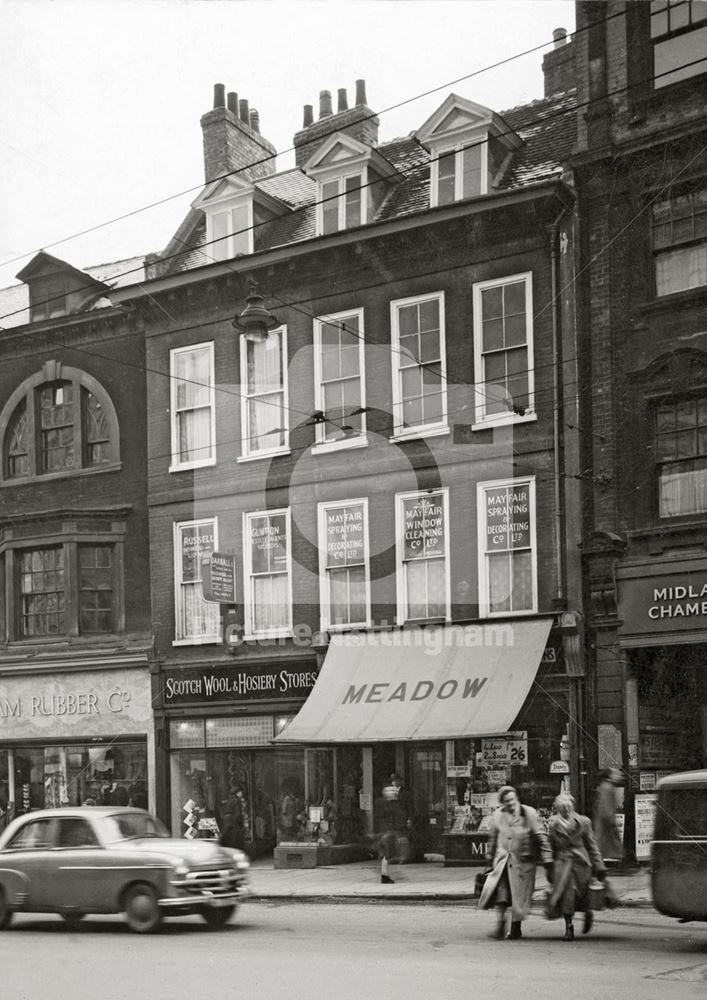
[250, 108, 260, 133]
[227, 91, 239, 115]
[553, 27, 568, 48]
[319, 90, 333, 119]
[355, 79, 367, 106]
[214, 83, 226, 109]
[239, 98, 250, 124]
[337, 88, 348, 112]
[303, 104, 314, 128]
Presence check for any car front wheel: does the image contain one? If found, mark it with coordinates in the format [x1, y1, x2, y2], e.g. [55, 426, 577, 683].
[0, 889, 12, 930]
[201, 905, 235, 928]
[124, 884, 162, 933]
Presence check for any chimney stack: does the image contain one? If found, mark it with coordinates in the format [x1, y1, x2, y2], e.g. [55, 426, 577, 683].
[542, 28, 576, 97]
[294, 79, 379, 168]
[201, 84, 277, 183]
[319, 90, 333, 119]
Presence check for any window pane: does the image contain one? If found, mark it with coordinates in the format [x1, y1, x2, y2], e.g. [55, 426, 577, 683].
[437, 151, 456, 205]
[345, 175, 361, 228]
[6, 399, 28, 478]
[79, 545, 112, 634]
[462, 144, 482, 198]
[84, 390, 110, 466]
[20, 547, 65, 637]
[40, 382, 74, 472]
[322, 180, 339, 234]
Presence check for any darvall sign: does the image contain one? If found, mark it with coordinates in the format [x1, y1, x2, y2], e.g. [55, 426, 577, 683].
[162, 663, 317, 705]
[618, 565, 707, 637]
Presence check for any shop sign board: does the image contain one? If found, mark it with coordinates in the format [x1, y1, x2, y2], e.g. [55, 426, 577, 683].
[550, 760, 570, 773]
[162, 663, 317, 706]
[402, 493, 446, 560]
[618, 562, 707, 638]
[635, 794, 657, 862]
[481, 731, 528, 766]
[0, 667, 152, 739]
[201, 552, 236, 604]
[325, 503, 365, 568]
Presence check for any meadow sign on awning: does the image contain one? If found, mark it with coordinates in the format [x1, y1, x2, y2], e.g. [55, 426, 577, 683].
[275, 619, 552, 743]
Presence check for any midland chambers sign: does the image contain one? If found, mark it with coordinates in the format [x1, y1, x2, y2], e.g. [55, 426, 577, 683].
[618, 561, 707, 638]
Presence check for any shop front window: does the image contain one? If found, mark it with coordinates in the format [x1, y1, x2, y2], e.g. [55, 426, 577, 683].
[10, 742, 147, 814]
[168, 721, 365, 854]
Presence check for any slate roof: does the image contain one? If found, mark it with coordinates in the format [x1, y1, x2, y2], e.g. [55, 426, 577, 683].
[155, 87, 577, 277]
[0, 255, 147, 330]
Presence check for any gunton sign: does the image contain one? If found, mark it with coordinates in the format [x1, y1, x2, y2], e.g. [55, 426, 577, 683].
[618, 562, 707, 639]
[162, 663, 317, 706]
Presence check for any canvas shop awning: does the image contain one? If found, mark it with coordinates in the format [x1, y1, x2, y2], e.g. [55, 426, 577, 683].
[275, 619, 553, 744]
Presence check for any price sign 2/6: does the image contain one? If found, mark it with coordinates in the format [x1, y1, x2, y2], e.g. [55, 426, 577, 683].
[481, 734, 528, 767]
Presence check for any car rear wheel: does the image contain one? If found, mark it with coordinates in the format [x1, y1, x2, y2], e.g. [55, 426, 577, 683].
[201, 905, 235, 928]
[0, 889, 12, 930]
[124, 884, 162, 933]
[61, 912, 85, 928]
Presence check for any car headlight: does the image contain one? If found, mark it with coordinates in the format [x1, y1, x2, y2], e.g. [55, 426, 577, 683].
[174, 862, 189, 877]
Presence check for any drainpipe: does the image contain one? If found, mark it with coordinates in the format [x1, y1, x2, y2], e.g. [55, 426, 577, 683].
[549, 206, 568, 608]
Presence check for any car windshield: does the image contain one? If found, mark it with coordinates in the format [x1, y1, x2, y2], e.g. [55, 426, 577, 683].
[101, 812, 170, 842]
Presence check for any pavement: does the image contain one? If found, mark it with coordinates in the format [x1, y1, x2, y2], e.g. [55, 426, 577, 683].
[247, 857, 652, 908]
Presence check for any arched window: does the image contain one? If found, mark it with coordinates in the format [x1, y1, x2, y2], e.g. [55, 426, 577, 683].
[1, 362, 119, 483]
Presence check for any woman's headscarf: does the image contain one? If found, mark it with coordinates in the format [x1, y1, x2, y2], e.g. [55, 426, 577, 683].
[553, 792, 577, 832]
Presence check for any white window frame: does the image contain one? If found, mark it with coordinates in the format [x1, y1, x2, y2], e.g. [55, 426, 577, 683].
[472, 272, 535, 428]
[169, 342, 216, 472]
[430, 141, 488, 207]
[238, 325, 290, 461]
[390, 291, 448, 440]
[395, 488, 451, 624]
[317, 170, 366, 235]
[208, 200, 253, 261]
[173, 517, 221, 645]
[243, 508, 293, 639]
[318, 498, 371, 631]
[477, 477, 537, 618]
[312, 308, 367, 454]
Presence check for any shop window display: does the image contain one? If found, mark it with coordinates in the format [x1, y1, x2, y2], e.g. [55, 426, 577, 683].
[169, 737, 365, 856]
[1, 742, 147, 815]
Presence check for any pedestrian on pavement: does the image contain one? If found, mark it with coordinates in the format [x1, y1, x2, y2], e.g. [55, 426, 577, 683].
[546, 792, 606, 941]
[376, 773, 412, 884]
[478, 785, 553, 940]
[593, 768, 624, 865]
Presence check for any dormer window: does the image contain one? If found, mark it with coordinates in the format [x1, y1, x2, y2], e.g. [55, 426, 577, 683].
[435, 143, 484, 205]
[305, 133, 398, 237]
[416, 94, 521, 209]
[193, 176, 290, 262]
[16, 251, 109, 326]
[322, 173, 362, 233]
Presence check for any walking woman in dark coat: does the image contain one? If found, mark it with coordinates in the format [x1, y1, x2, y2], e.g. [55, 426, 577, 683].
[478, 785, 553, 940]
[546, 792, 606, 941]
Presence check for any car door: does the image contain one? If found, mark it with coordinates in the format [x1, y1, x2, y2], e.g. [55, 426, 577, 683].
[1, 816, 56, 911]
[51, 816, 113, 912]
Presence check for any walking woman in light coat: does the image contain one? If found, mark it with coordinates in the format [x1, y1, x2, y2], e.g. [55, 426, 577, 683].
[478, 785, 553, 940]
[546, 792, 606, 941]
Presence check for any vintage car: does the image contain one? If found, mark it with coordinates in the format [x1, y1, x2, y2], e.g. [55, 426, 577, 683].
[0, 806, 249, 932]
[651, 769, 707, 923]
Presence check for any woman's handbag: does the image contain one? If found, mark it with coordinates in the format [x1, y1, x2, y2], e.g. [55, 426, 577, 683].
[587, 877, 619, 911]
